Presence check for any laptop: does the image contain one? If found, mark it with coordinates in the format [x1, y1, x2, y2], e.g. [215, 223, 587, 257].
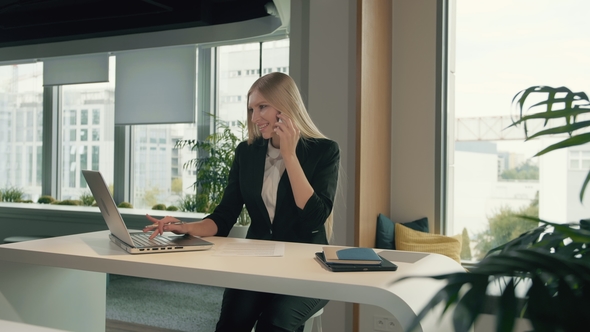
[82, 170, 214, 254]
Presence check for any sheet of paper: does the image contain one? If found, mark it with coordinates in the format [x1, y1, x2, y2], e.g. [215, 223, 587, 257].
[213, 242, 285, 257]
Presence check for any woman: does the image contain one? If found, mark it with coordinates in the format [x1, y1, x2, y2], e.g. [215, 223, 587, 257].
[144, 72, 340, 332]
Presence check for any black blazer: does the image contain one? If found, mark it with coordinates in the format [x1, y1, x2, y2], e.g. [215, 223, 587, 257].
[206, 137, 340, 245]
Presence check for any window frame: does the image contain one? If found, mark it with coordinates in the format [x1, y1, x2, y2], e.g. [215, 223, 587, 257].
[34, 35, 288, 207]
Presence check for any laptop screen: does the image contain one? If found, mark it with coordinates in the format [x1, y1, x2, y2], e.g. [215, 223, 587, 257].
[82, 170, 136, 246]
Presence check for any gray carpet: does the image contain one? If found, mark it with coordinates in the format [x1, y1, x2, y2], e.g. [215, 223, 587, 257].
[106, 274, 224, 332]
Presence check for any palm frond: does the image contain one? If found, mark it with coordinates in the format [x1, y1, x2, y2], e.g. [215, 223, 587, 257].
[496, 279, 517, 332]
[396, 273, 488, 332]
[581, 171, 590, 202]
[510, 86, 590, 202]
[396, 219, 590, 332]
[524, 120, 590, 140]
[533, 133, 590, 157]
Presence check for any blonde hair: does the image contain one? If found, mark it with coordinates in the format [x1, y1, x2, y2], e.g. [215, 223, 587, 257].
[246, 72, 327, 143]
[246, 72, 335, 242]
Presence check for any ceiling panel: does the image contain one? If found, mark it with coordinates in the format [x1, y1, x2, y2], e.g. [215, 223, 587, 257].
[0, 0, 272, 48]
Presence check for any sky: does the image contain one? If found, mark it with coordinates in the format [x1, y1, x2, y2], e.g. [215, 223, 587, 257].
[454, 0, 590, 119]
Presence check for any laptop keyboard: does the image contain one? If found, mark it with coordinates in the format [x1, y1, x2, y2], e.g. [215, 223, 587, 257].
[132, 233, 171, 247]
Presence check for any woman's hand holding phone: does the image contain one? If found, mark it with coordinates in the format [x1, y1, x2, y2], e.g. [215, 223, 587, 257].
[274, 112, 300, 158]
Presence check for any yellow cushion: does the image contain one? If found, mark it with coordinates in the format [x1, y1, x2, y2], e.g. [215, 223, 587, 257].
[394, 223, 462, 264]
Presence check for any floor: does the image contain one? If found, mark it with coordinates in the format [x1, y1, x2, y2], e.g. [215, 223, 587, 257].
[105, 274, 221, 332]
[106, 319, 184, 332]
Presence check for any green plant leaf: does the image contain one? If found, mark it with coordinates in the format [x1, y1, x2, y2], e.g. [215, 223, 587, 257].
[524, 120, 590, 141]
[520, 217, 590, 243]
[580, 171, 590, 202]
[527, 276, 556, 332]
[496, 278, 516, 332]
[452, 276, 488, 332]
[175, 114, 248, 222]
[508, 86, 590, 201]
[509, 107, 590, 128]
[533, 133, 590, 157]
[395, 272, 489, 332]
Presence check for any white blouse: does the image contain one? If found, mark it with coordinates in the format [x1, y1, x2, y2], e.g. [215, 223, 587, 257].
[261, 142, 286, 223]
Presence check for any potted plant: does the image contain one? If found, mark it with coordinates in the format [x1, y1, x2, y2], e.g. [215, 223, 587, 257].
[79, 191, 95, 206]
[401, 86, 590, 332]
[117, 202, 133, 208]
[176, 116, 251, 236]
[1, 186, 25, 202]
[152, 203, 167, 211]
[38, 195, 56, 204]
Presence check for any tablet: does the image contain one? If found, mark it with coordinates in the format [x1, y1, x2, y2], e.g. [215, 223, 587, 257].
[315, 252, 398, 272]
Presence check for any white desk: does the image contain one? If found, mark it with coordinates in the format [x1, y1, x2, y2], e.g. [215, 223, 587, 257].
[0, 231, 464, 332]
[0, 319, 68, 332]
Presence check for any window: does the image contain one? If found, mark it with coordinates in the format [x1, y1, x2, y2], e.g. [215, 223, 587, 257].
[92, 109, 100, 125]
[449, 1, 590, 262]
[132, 123, 195, 209]
[81, 109, 88, 125]
[1, 37, 289, 214]
[60, 56, 115, 200]
[80, 129, 88, 141]
[91, 146, 99, 170]
[131, 39, 290, 211]
[80, 146, 88, 187]
[217, 39, 290, 132]
[92, 129, 100, 141]
[69, 110, 77, 125]
[569, 150, 590, 170]
[0, 62, 43, 200]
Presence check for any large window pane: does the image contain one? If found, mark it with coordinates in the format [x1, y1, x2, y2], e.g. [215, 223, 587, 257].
[0, 62, 43, 201]
[217, 39, 290, 131]
[132, 123, 197, 209]
[262, 39, 290, 76]
[131, 49, 198, 210]
[60, 57, 115, 200]
[218, 42, 262, 128]
[129, 40, 289, 211]
[449, 1, 590, 262]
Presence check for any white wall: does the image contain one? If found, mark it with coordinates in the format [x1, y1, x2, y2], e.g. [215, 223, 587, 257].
[391, 0, 440, 226]
[539, 138, 568, 223]
[361, 0, 442, 331]
[566, 144, 590, 221]
[568, 167, 590, 221]
[292, 0, 447, 330]
[292, 0, 445, 331]
[538, 136, 590, 224]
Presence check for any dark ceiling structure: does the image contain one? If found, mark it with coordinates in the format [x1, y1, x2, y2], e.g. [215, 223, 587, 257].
[0, 0, 273, 48]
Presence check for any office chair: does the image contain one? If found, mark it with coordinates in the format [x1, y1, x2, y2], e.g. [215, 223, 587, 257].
[302, 308, 323, 332]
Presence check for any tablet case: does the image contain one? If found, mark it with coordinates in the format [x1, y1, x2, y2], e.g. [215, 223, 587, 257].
[322, 247, 382, 265]
[315, 252, 398, 272]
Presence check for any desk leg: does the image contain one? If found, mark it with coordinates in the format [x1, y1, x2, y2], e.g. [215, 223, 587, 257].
[0, 261, 105, 332]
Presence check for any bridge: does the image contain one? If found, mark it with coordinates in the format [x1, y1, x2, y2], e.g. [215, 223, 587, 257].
[456, 116, 545, 141]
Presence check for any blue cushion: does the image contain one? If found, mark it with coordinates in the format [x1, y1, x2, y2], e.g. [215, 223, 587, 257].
[375, 213, 429, 250]
[376, 214, 395, 249]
